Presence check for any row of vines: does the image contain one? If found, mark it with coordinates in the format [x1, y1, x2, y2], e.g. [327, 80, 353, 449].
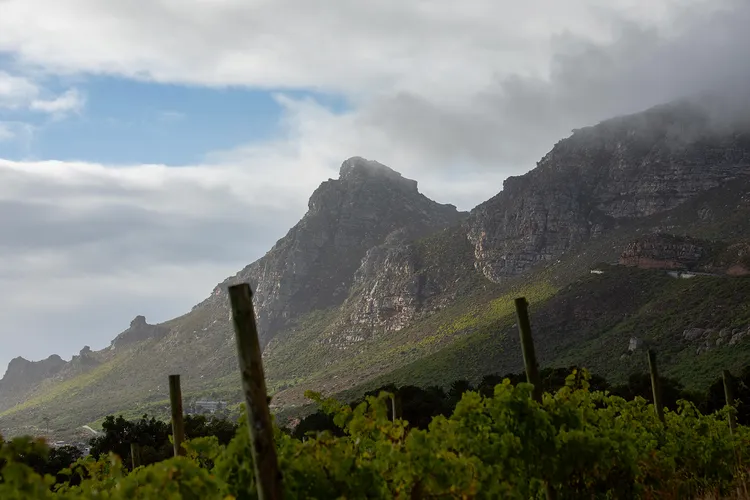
[2, 369, 748, 499]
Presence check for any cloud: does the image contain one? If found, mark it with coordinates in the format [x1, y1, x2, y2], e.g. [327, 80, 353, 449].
[0, 69, 84, 123]
[0, 122, 15, 141]
[339, 0, 750, 174]
[0, 120, 34, 153]
[0, 71, 38, 108]
[29, 88, 85, 116]
[0, 0, 706, 92]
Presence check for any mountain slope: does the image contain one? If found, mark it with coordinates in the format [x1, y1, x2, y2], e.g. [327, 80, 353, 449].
[0, 158, 468, 436]
[467, 96, 750, 282]
[3, 93, 750, 439]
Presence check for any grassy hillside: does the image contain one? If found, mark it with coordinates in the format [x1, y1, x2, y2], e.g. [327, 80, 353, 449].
[354, 267, 750, 391]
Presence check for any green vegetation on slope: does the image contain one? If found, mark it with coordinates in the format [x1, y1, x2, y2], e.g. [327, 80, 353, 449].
[3, 373, 750, 499]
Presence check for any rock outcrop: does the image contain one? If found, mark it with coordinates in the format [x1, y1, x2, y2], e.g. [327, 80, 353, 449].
[111, 316, 170, 348]
[619, 234, 705, 269]
[0, 355, 66, 394]
[199, 157, 466, 345]
[466, 98, 750, 282]
[61, 346, 102, 376]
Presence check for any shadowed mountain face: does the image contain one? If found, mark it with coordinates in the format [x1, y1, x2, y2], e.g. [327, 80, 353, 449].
[195, 156, 467, 347]
[3, 93, 750, 438]
[467, 97, 750, 282]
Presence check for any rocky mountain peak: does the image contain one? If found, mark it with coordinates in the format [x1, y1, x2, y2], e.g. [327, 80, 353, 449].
[339, 156, 418, 192]
[130, 315, 148, 329]
[307, 157, 427, 214]
[0, 354, 67, 393]
[205, 157, 467, 346]
[112, 316, 169, 349]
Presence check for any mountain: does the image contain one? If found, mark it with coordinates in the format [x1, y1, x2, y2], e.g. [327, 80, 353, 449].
[468, 96, 750, 281]
[2, 93, 750, 439]
[196, 156, 466, 347]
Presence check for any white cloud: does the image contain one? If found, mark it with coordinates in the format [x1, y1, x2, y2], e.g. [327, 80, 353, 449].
[0, 70, 84, 120]
[29, 88, 85, 115]
[0, 71, 38, 108]
[0, 0, 710, 93]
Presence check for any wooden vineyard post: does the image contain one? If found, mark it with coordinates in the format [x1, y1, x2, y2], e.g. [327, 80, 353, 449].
[229, 283, 284, 500]
[514, 297, 543, 403]
[391, 394, 397, 423]
[723, 370, 737, 433]
[169, 374, 186, 456]
[514, 297, 555, 500]
[130, 442, 141, 469]
[723, 370, 747, 497]
[647, 350, 665, 424]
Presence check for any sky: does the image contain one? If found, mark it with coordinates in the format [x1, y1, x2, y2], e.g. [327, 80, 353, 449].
[1, 0, 749, 373]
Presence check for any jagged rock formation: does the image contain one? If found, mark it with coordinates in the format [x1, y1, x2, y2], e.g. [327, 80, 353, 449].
[0, 355, 66, 394]
[198, 156, 466, 346]
[467, 98, 750, 282]
[619, 234, 705, 269]
[111, 316, 170, 349]
[60, 346, 102, 377]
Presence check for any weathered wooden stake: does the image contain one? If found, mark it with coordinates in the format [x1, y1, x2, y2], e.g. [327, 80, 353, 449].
[514, 297, 543, 403]
[514, 297, 555, 500]
[229, 283, 283, 500]
[391, 395, 397, 423]
[168, 374, 186, 457]
[130, 442, 141, 469]
[723, 369, 737, 433]
[647, 350, 665, 424]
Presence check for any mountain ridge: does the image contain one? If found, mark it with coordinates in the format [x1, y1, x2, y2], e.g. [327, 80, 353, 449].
[3, 92, 750, 439]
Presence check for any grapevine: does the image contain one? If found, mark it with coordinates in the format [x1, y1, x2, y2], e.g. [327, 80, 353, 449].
[1, 369, 748, 499]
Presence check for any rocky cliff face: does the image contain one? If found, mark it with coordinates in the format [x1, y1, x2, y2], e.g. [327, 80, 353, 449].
[467, 98, 750, 282]
[331, 223, 478, 346]
[619, 234, 705, 269]
[198, 157, 466, 345]
[618, 234, 750, 275]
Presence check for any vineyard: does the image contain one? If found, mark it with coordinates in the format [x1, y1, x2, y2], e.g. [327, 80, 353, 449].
[1, 373, 748, 499]
[2, 285, 749, 499]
